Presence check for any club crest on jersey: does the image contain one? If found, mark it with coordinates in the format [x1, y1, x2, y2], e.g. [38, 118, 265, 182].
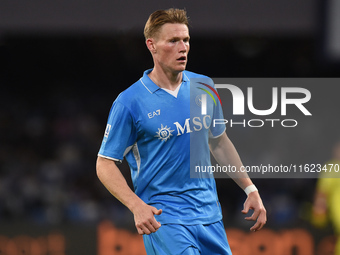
[155, 124, 174, 142]
[195, 95, 203, 107]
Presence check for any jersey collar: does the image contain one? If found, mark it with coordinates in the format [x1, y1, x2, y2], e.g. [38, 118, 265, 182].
[140, 69, 189, 94]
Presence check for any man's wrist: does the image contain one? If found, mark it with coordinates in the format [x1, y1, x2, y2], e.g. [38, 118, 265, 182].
[244, 184, 258, 196]
[127, 195, 146, 214]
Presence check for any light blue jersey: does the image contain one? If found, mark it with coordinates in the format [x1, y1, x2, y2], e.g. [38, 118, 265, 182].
[98, 69, 226, 225]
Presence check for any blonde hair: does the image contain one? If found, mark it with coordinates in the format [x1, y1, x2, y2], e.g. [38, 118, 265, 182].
[144, 8, 189, 39]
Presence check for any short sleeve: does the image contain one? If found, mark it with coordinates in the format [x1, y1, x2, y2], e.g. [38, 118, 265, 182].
[98, 99, 137, 162]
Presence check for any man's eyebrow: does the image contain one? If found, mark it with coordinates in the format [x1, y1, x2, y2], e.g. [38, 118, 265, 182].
[169, 36, 190, 40]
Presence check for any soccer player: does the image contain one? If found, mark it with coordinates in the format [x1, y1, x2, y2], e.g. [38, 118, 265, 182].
[312, 141, 340, 254]
[96, 8, 266, 254]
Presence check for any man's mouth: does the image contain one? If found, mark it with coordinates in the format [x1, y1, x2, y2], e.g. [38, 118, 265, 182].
[177, 56, 186, 61]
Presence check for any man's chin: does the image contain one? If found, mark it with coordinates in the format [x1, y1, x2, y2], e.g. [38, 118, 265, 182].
[176, 65, 187, 72]
[169, 64, 187, 74]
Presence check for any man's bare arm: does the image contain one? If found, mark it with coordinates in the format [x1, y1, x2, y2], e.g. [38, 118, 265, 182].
[209, 132, 267, 231]
[96, 156, 162, 235]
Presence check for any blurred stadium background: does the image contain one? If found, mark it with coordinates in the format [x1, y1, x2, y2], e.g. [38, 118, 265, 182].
[0, 0, 340, 254]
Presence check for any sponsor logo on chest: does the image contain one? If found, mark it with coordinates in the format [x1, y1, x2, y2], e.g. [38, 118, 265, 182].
[154, 116, 211, 142]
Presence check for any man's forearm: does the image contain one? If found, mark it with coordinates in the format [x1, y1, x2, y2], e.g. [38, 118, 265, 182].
[210, 133, 267, 231]
[96, 156, 145, 213]
[209, 133, 253, 190]
[96, 156, 163, 235]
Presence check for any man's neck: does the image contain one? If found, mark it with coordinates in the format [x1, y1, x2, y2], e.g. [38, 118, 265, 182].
[148, 66, 183, 91]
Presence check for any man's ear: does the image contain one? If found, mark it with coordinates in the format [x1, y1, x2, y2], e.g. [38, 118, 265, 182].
[146, 38, 157, 54]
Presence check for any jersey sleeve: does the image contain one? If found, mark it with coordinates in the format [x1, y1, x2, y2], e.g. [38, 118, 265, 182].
[98, 99, 137, 162]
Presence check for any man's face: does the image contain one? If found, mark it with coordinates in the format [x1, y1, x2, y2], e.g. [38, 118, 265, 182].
[152, 23, 190, 74]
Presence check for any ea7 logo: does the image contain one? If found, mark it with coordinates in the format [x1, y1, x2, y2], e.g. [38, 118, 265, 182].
[148, 109, 161, 119]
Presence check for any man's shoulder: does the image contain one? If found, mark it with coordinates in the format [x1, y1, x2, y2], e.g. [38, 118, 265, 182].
[183, 70, 211, 79]
[184, 70, 216, 88]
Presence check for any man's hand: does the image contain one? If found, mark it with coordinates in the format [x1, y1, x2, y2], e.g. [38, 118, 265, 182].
[133, 203, 163, 235]
[242, 191, 267, 232]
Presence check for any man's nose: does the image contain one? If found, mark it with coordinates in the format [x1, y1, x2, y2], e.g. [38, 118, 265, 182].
[179, 40, 188, 52]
